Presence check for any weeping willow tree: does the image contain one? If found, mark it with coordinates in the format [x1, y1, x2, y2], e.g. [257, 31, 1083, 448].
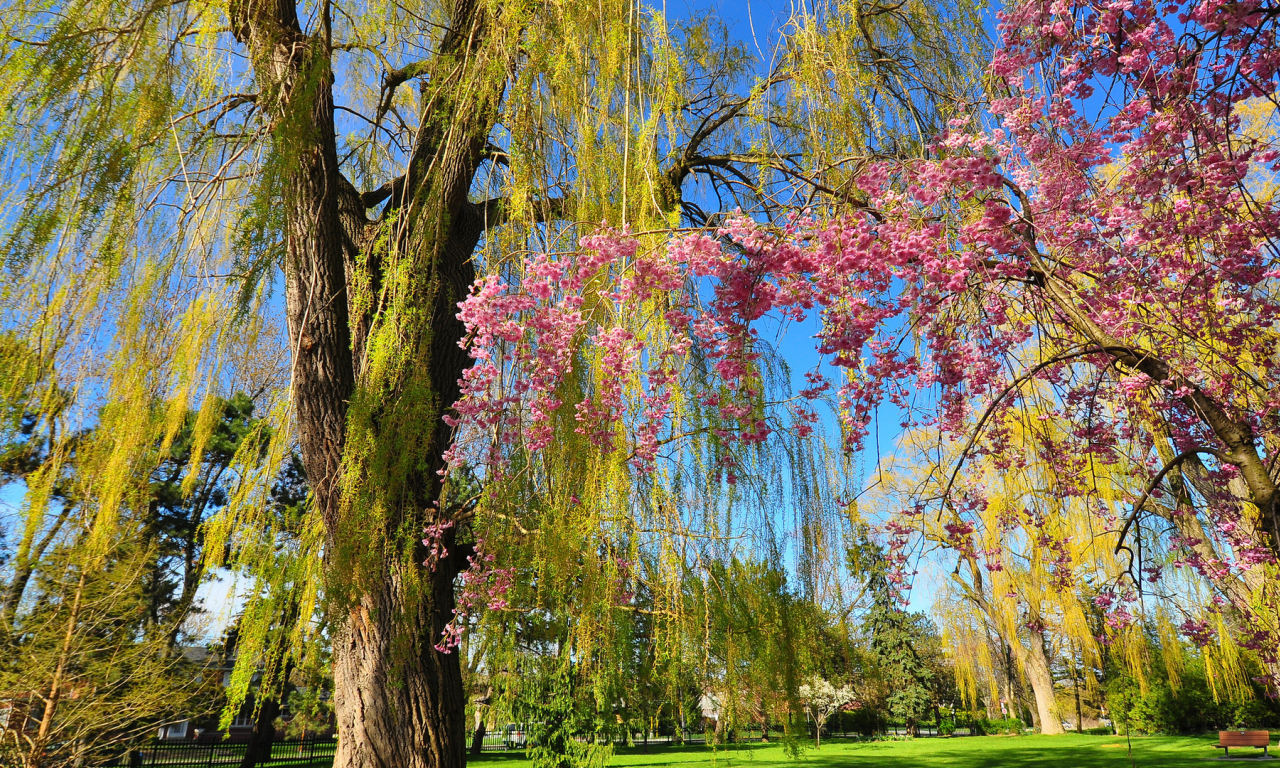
[879, 411, 1148, 733]
[0, 0, 988, 764]
[875, 391, 1275, 735]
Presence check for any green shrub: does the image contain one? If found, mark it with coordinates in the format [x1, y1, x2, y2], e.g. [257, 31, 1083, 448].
[1106, 658, 1280, 735]
[960, 714, 986, 735]
[965, 716, 1024, 735]
[836, 707, 888, 737]
[991, 717, 1026, 734]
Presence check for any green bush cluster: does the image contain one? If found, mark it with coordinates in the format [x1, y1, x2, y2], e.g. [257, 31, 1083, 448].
[831, 708, 889, 737]
[967, 717, 1027, 735]
[1106, 662, 1280, 735]
[823, 709, 1032, 738]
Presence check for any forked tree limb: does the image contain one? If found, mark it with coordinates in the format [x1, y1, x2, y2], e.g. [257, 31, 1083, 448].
[375, 59, 431, 128]
[1000, 175, 1280, 549]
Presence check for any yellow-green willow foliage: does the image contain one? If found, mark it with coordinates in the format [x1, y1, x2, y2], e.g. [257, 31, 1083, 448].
[874, 396, 1268, 729]
[0, 0, 990, 761]
[462, 357, 869, 745]
[866, 413, 1119, 731]
[0, 377, 268, 766]
[0, 518, 217, 768]
[789, 0, 990, 161]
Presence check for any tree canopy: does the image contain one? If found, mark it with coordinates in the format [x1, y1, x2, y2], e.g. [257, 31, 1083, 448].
[3, 0, 1279, 762]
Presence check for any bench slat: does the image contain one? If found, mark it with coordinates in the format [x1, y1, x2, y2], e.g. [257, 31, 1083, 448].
[1217, 731, 1270, 748]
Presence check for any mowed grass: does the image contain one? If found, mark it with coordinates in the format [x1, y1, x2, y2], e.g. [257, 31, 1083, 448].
[471, 733, 1254, 767]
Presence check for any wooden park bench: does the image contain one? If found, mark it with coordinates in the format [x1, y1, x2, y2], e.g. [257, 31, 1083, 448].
[1215, 731, 1272, 758]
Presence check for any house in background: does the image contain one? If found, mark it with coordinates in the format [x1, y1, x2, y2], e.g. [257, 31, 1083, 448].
[157, 646, 332, 743]
[156, 647, 261, 743]
[698, 693, 722, 732]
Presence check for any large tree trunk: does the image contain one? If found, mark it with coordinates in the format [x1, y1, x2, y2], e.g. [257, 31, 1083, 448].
[1017, 622, 1064, 735]
[230, 1, 501, 765]
[315, 195, 484, 768]
[960, 557, 1063, 735]
[331, 557, 469, 768]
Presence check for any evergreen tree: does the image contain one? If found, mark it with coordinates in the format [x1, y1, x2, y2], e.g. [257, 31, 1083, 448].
[143, 393, 262, 640]
[863, 570, 935, 735]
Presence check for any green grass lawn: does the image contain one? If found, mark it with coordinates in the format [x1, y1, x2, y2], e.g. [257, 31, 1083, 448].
[471, 733, 1262, 767]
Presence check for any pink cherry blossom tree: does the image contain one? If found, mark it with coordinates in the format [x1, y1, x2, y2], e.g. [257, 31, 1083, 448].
[446, 0, 1280, 688]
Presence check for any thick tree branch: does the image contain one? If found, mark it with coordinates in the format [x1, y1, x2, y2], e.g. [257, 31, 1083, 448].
[1144, 418, 1262, 610]
[473, 195, 569, 228]
[362, 144, 512, 212]
[375, 59, 430, 128]
[665, 72, 791, 192]
[1002, 176, 1280, 548]
[361, 177, 401, 209]
[482, 142, 509, 167]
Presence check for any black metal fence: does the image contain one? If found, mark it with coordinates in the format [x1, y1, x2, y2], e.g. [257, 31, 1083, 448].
[132, 739, 336, 768]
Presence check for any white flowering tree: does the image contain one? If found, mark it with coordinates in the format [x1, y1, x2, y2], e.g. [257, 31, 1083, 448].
[798, 676, 856, 747]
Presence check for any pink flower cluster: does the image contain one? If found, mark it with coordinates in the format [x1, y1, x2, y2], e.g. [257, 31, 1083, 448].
[449, 229, 708, 473]
[435, 537, 515, 653]
[449, 206, 1031, 478]
[442, 0, 1280, 675]
[1180, 618, 1218, 648]
[422, 519, 454, 570]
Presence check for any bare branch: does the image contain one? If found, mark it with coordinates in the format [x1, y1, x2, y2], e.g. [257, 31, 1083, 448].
[665, 71, 791, 190]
